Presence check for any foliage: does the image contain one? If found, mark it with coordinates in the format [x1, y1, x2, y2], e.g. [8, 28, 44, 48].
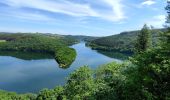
[93, 62, 126, 100]
[55, 47, 77, 68]
[64, 66, 96, 100]
[130, 48, 170, 99]
[135, 24, 152, 53]
[0, 90, 36, 100]
[87, 28, 165, 53]
[0, 33, 77, 67]
[0, 31, 169, 100]
[36, 87, 65, 100]
[0, 2, 170, 100]
[0, 33, 74, 52]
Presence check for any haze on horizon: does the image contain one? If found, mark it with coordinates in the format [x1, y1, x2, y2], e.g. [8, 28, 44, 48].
[0, 0, 166, 36]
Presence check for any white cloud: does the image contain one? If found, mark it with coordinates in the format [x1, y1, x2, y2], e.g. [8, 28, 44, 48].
[13, 13, 55, 21]
[100, 0, 126, 21]
[0, 0, 126, 22]
[0, 9, 56, 21]
[141, 0, 156, 6]
[146, 15, 165, 28]
[1, 0, 98, 17]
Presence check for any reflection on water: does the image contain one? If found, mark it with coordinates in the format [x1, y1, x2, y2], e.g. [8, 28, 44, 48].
[96, 50, 132, 60]
[0, 51, 53, 60]
[0, 42, 124, 93]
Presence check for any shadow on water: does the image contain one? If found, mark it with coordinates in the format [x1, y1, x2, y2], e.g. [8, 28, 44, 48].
[0, 51, 73, 69]
[96, 50, 132, 60]
[0, 51, 54, 60]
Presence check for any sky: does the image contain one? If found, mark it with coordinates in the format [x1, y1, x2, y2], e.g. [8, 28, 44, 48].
[0, 0, 167, 36]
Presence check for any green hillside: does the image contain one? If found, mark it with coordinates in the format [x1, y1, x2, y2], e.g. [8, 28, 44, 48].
[0, 33, 77, 67]
[87, 29, 165, 53]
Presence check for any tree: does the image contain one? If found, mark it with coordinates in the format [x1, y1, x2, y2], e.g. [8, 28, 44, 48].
[165, 1, 170, 28]
[36, 87, 65, 100]
[94, 62, 126, 100]
[64, 66, 95, 100]
[129, 2, 170, 99]
[164, 1, 170, 50]
[135, 24, 152, 53]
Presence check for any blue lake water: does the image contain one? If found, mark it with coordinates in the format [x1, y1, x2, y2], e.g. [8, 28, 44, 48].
[0, 42, 122, 93]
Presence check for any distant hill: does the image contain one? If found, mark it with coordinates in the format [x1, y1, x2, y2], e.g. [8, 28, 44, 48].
[64, 35, 100, 42]
[87, 29, 166, 53]
[0, 32, 99, 42]
[0, 32, 77, 43]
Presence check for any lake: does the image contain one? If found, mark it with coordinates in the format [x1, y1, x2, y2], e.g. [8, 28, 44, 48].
[0, 42, 124, 93]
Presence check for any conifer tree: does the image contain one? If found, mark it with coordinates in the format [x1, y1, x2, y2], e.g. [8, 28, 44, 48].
[135, 24, 151, 53]
[164, 1, 170, 49]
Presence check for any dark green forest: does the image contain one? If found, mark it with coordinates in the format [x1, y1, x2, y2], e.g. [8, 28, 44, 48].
[87, 28, 165, 53]
[0, 1, 170, 100]
[0, 33, 77, 67]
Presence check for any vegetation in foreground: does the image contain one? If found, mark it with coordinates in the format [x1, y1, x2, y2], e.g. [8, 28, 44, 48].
[0, 1, 169, 100]
[0, 90, 37, 100]
[0, 33, 77, 68]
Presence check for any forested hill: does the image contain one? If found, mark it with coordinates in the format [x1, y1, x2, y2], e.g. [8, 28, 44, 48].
[87, 28, 166, 53]
[64, 35, 100, 42]
[0, 32, 77, 46]
[0, 33, 77, 67]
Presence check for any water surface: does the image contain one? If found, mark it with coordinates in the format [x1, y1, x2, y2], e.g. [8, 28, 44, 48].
[0, 42, 122, 93]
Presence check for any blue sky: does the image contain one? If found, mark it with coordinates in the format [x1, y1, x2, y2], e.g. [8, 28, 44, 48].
[0, 0, 167, 36]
